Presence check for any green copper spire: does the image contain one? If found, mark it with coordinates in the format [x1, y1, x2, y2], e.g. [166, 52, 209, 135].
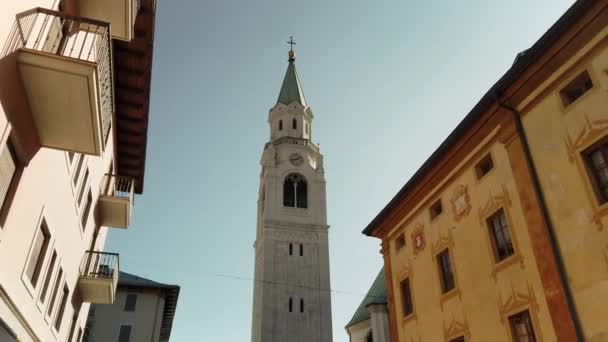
[277, 40, 307, 106]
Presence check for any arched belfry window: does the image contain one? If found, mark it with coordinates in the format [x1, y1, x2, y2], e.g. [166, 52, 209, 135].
[366, 331, 373, 342]
[283, 173, 308, 208]
[279, 120, 283, 131]
[292, 118, 297, 129]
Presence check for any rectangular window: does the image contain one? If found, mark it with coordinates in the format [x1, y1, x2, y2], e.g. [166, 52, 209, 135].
[39, 250, 57, 303]
[475, 154, 494, 179]
[430, 199, 443, 220]
[400, 278, 413, 316]
[395, 234, 406, 250]
[437, 249, 455, 293]
[118, 325, 132, 342]
[54, 285, 69, 331]
[560, 70, 593, 107]
[124, 294, 137, 312]
[288, 297, 293, 312]
[25, 221, 50, 287]
[585, 141, 608, 204]
[47, 267, 63, 317]
[0, 141, 17, 213]
[487, 209, 515, 262]
[300, 298, 304, 313]
[299, 244, 303, 257]
[72, 154, 84, 187]
[81, 190, 92, 229]
[76, 168, 89, 208]
[509, 310, 537, 342]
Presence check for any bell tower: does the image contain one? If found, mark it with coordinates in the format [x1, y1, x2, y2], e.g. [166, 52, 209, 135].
[251, 42, 333, 342]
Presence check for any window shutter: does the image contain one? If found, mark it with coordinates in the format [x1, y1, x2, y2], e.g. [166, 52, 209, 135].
[0, 143, 16, 210]
[25, 232, 44, 282]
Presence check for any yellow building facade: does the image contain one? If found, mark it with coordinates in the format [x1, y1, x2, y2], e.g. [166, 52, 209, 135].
[364, 1, 608, 341]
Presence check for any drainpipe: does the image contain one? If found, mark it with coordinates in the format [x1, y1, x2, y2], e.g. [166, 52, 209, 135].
[497, 97, 584, 341]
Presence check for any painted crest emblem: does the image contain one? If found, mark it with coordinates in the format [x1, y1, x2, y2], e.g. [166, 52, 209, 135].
[411, 224, 426, 254]
[451, 184, 471, 221]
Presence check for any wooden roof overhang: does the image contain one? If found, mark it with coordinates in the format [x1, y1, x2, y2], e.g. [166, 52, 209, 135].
[112, 0, 157, 194]
[363, 0, 608, 238]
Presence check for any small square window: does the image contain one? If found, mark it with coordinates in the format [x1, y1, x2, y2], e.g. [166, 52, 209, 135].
[475, 154, 494, 179]
[430, 200, 443, 221]
[395, 234, 406, 251]
[560, 70, 593, 107]
[509, 310, 537, 342]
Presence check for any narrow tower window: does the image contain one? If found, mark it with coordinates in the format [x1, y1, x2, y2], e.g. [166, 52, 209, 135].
[279, 120, 283, 131]
[299, 244, 303, 256]
[289, 297, 293, 312]
[292, 118, 297, 129]
[300, 298, 304, 312]
[289, 243, 293, 256]
[283, 174, 308, 208]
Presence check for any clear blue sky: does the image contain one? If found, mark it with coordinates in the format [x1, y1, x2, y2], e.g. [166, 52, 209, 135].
[107, 0, 575, 340]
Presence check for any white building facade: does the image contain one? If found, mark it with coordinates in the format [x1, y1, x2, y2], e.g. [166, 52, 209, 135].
[0, 0, 156, 341]
[85, 272, 179, 342]
[251, 49, 333, 342]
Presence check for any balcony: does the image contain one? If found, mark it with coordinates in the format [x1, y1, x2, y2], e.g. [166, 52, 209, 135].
[78, 0, 141, 41]
[78, 251, 119, 304]
[264, 136, 320, 153]
[97, 174, 135, 228]
[7, 8, 114, 156]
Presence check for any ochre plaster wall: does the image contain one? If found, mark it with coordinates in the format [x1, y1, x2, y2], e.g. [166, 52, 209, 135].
[520, 26, 608, 342]
[385, 134, 557, 341]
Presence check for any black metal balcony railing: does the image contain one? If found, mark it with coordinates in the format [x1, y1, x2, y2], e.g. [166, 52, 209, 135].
[100, 174, 135, 204]
[264, 136, 320, 153]
[79, 251, 119, 281]
[2, 8, 115, 148]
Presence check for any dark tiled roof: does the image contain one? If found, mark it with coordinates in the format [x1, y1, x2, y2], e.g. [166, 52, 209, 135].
[346, 268, 387, 327]
[118, 271, 180, 340]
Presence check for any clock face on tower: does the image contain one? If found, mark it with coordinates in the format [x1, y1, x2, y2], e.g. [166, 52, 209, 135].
[289, 153, 304, 166]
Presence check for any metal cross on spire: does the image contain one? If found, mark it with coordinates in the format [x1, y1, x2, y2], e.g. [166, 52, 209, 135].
[287, 36, 296, 61]
[287, 36, 296, 50]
